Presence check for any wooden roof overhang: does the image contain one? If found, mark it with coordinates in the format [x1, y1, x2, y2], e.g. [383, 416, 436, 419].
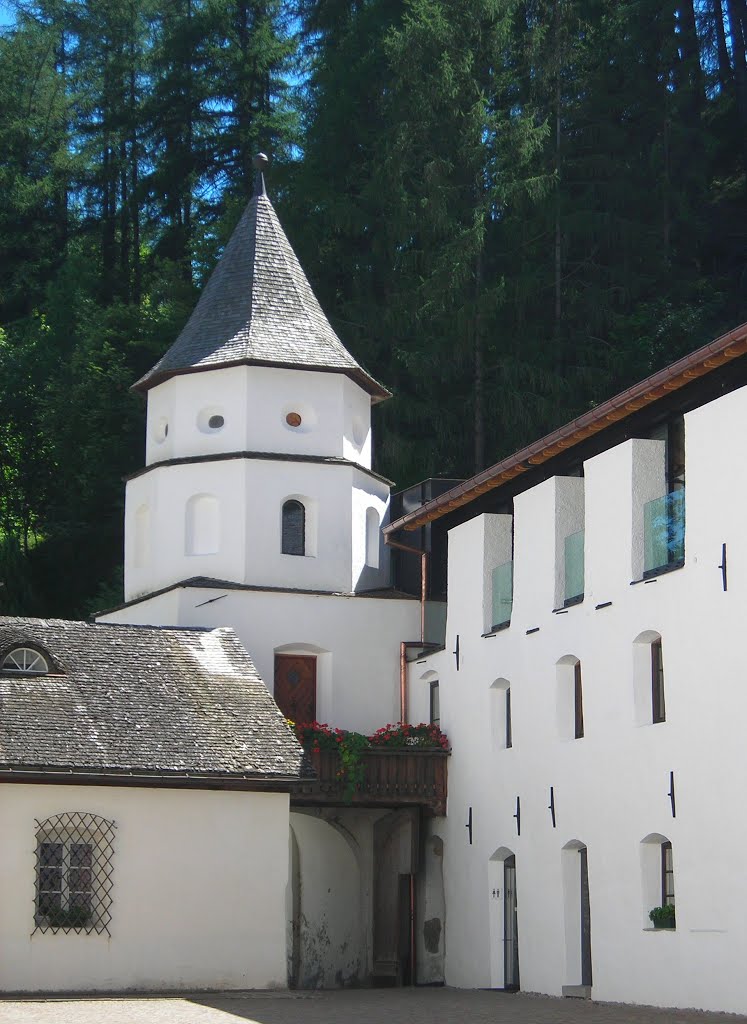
[384, 320, 747, 534]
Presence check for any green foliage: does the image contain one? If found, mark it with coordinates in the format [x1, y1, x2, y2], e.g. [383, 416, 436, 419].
[649, 903, 676, 928]
[45, 905, 92, 929]
[290, 720, 450, 800]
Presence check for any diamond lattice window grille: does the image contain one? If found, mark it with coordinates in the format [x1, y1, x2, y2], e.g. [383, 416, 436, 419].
[33, 812, 116, 936]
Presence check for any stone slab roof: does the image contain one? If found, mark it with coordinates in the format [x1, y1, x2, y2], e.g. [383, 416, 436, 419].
[0, 617, 307, 783]
[135, 191, 389, 402]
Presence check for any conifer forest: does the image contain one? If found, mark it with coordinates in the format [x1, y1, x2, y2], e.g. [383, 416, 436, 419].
[0, 0, 746, 617]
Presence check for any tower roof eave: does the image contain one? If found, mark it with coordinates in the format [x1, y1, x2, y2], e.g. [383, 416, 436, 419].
[132, 357, 391, 403]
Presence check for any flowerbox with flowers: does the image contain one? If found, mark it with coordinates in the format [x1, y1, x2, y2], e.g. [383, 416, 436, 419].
[288, 720, 449, 814]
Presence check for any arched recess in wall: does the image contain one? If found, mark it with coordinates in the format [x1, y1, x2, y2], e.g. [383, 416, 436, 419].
[640, 833, 675, 929]
[133, 504, 150, 569]
[632, 630, 663, 726]
[185, 493, 220, 556]
[420, 669, 440, 726]
[419, 833, 446, 985]
[365, 507, 380, 568]
[488, 846, 519, 990]
[288, 811, 364, 989]
[490, 678, 512, 749]
[556, 655, 583, 741]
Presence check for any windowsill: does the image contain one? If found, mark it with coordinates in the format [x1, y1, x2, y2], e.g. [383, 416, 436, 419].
[643, 927, 676, 932]
[641, 558, 685, 582]
[484, 621, 510, 636]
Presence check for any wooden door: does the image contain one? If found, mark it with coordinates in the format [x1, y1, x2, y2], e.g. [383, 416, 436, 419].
[274, 654, 317, 723]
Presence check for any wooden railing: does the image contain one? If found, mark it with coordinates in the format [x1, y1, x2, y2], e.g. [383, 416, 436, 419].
[292, 747, 448, 816]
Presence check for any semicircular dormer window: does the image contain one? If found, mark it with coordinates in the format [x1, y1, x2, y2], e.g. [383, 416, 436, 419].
[2, 647, 50, 674]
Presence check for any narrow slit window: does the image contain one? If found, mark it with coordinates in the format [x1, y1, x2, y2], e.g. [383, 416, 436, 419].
[429, 680, 440, 726]
[506, 687, 512, 748]
[282, 500, 306, 556]
[661, 841, 675, 907]
[651, 638, 666, 723]
[574, 662, 584, 739]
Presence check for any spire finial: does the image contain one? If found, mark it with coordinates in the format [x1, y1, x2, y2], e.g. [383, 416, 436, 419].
[253, 152, 269, 197]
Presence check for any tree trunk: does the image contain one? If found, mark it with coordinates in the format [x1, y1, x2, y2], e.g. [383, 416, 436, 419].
[553, 0, 563, 373]
[679, 0, 704, 103]
[725, 0, 747, 173]
[713, 0, 732, 92]
[473, 247, 485, 473]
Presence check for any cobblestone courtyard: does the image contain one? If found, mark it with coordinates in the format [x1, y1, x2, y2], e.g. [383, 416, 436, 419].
[2, 989, 747, 1024]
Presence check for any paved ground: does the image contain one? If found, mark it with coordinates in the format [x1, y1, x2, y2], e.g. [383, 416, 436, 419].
[2, 989, 747, 1024]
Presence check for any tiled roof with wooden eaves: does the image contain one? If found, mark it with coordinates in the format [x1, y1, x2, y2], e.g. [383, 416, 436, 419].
[0, 617, 308, 783]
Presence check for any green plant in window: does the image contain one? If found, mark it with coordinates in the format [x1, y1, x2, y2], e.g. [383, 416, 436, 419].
[47, 905, 91, 928]
[649, 904, 676, 929]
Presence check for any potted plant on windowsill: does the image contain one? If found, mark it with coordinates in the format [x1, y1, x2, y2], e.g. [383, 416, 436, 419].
[649, 904, 676, 929]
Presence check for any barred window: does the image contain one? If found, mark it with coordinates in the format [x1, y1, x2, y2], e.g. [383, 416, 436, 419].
[33, 812, 115, 935]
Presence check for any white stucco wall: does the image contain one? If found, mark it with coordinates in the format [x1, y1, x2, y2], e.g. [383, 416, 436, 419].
[0, 784, 290, 993]
[100, 587, 419, 736]
[145, 366, 372, 469]
[409, 383, 747, 1014]
[124, 460, 391, 601]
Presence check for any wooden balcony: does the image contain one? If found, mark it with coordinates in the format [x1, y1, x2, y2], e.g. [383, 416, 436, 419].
[291, 747, 448, 817]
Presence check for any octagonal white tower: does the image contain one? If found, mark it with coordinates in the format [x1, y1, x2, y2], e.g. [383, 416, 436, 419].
[123, 171, 393, 603]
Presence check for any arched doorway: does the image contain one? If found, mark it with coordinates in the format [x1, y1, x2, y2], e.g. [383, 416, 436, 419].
[488, 847, 519, 990]
[561, 840, 592, 994]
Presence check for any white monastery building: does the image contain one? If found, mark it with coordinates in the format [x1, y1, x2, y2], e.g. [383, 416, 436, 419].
[3, 152, 747, 1012]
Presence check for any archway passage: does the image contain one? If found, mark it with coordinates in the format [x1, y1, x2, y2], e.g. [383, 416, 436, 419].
[274, 654, 317, 722]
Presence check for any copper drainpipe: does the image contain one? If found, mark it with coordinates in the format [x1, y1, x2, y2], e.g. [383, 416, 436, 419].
[385, 534, 426, 986]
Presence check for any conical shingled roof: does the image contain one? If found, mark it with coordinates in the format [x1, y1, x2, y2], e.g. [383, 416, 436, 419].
[134, 186, 390, 401]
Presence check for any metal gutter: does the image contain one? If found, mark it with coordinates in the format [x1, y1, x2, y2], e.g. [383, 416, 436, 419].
[384, 320, 747, 533]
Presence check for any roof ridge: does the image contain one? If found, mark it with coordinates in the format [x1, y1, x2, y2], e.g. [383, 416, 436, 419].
[256, 194, 317, 338]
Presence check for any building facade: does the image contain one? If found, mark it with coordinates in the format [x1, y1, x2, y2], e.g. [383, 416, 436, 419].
[84, 150, 747, 1010]
[394, 323, 747, 1013]
[0, 618, 303, 993]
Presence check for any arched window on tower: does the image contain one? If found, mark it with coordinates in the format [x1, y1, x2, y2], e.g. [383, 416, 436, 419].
[365, 507, 380, 568]
[185, 494, 220, 556]
[282, 500, 306, 556]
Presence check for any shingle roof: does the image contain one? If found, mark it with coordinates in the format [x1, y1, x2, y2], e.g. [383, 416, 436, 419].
[0, 617, 307, 783]
[134, 187, 390, 402]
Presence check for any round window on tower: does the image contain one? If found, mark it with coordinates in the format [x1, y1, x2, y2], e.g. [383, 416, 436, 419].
[197, 407, 226, 434]
[152, 417, 169, 444]
[281, 402, 317, 435]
